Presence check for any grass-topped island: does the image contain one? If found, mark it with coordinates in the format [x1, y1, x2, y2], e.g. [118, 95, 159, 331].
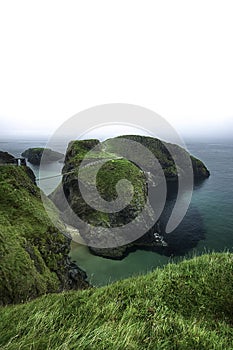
[50, 135, 210, 259]
[22, 148, 64, 165]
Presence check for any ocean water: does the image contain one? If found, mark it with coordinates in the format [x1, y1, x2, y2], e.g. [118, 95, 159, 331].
[0, 139, 64, 195]
[1, 138, 233, 286]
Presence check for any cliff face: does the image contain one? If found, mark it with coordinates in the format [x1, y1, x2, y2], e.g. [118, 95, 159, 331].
[50, 136, 210, 259]
[0, 155, 88, 306]
[107, 135, 210, 181]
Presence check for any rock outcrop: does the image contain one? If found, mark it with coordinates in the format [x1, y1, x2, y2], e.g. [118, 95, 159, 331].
[22, 148, 64, 165]
[0, 157, 88, 305]
[0, 151, 16, 165]
[50, 136, 210, 259]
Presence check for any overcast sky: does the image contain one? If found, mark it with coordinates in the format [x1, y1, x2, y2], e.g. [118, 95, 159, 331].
[0, 1, 233, 141]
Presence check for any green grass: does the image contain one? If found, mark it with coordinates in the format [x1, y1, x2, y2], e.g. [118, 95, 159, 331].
[0, 253, 232, 349]
[62, 141, 148, 229]
[0, 166, 85, 305]
[78, 158, 146, 203]
[105, 135, 210, 180]
[64, 139, 102, 167]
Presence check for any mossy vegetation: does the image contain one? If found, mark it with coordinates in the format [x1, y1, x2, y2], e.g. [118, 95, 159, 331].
[61, 158, 147, 237]
[60, 139, 148, 229]
[63, 139, 120, 172]
[0, 165, 87, 305]
[50, 135, 210, 259]
[78, 158, 146, 206]
[62, 136, 210, 226]
[0, 253, 232, 349]
[105, 135, 210, 180]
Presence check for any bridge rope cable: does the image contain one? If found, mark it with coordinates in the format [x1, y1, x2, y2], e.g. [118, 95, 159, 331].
[36, 170, 75, 181]
[35, 158, 115, 181]
[35, 157, 120, 181]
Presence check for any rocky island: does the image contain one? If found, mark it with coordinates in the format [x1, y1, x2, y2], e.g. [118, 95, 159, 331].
[22, 147, 64, 165]
[50, 135, 210, 259]
[0, 152, 88, 305]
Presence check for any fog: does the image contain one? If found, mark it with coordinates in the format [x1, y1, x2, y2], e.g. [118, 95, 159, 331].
[0, 115, 232, 142]
[0, 2, 233, 143]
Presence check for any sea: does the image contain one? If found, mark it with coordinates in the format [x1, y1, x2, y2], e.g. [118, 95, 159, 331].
[1, 137, 233, 286]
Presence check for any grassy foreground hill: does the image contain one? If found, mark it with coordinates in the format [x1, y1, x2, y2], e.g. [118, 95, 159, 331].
[0, 253, 232, 350]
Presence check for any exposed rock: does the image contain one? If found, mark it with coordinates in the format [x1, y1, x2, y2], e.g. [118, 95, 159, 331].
[50, 135, 210, 260]
[0, 151, 16, 165]
[109, 135, 210, 182]
[191, 156, 210, 179]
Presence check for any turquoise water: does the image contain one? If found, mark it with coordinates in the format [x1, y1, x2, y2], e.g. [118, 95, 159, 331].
[1, 139, 233, 286]
[71, 244, 170, 286]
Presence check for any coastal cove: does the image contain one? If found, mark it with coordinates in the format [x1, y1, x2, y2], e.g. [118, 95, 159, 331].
[1, 138, 233, 286]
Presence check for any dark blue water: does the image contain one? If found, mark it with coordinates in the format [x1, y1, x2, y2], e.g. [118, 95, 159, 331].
[185, 141, 233, 253]
[1, 138, 233, 285]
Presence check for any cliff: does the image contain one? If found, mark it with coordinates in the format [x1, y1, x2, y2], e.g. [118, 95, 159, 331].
[0, 155, 88, 305]
[50, 136, 210, 259]
[109, 135, 210, 181]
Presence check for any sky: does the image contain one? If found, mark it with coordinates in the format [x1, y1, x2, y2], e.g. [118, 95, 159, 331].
[0, 1, 233, 141]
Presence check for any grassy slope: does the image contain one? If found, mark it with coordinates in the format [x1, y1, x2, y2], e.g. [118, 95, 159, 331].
[0, 253, 233, 350]
[77, 158, 147, 223]
[106, 135, 210, 179]
[0, 165, 86, 305]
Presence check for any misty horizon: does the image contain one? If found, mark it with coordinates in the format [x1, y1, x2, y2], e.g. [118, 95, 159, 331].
[0, 131, 232, 144]
[1, 114, 233, 142]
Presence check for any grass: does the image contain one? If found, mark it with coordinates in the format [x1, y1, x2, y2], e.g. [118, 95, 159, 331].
[105, 135, 210, 179]
[0, 165, 85, 305]
[0, 139, 219, 348]
[78, 158, 146, 204]
[0, 252, 233, 349]
[62, 140, 148, 230]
